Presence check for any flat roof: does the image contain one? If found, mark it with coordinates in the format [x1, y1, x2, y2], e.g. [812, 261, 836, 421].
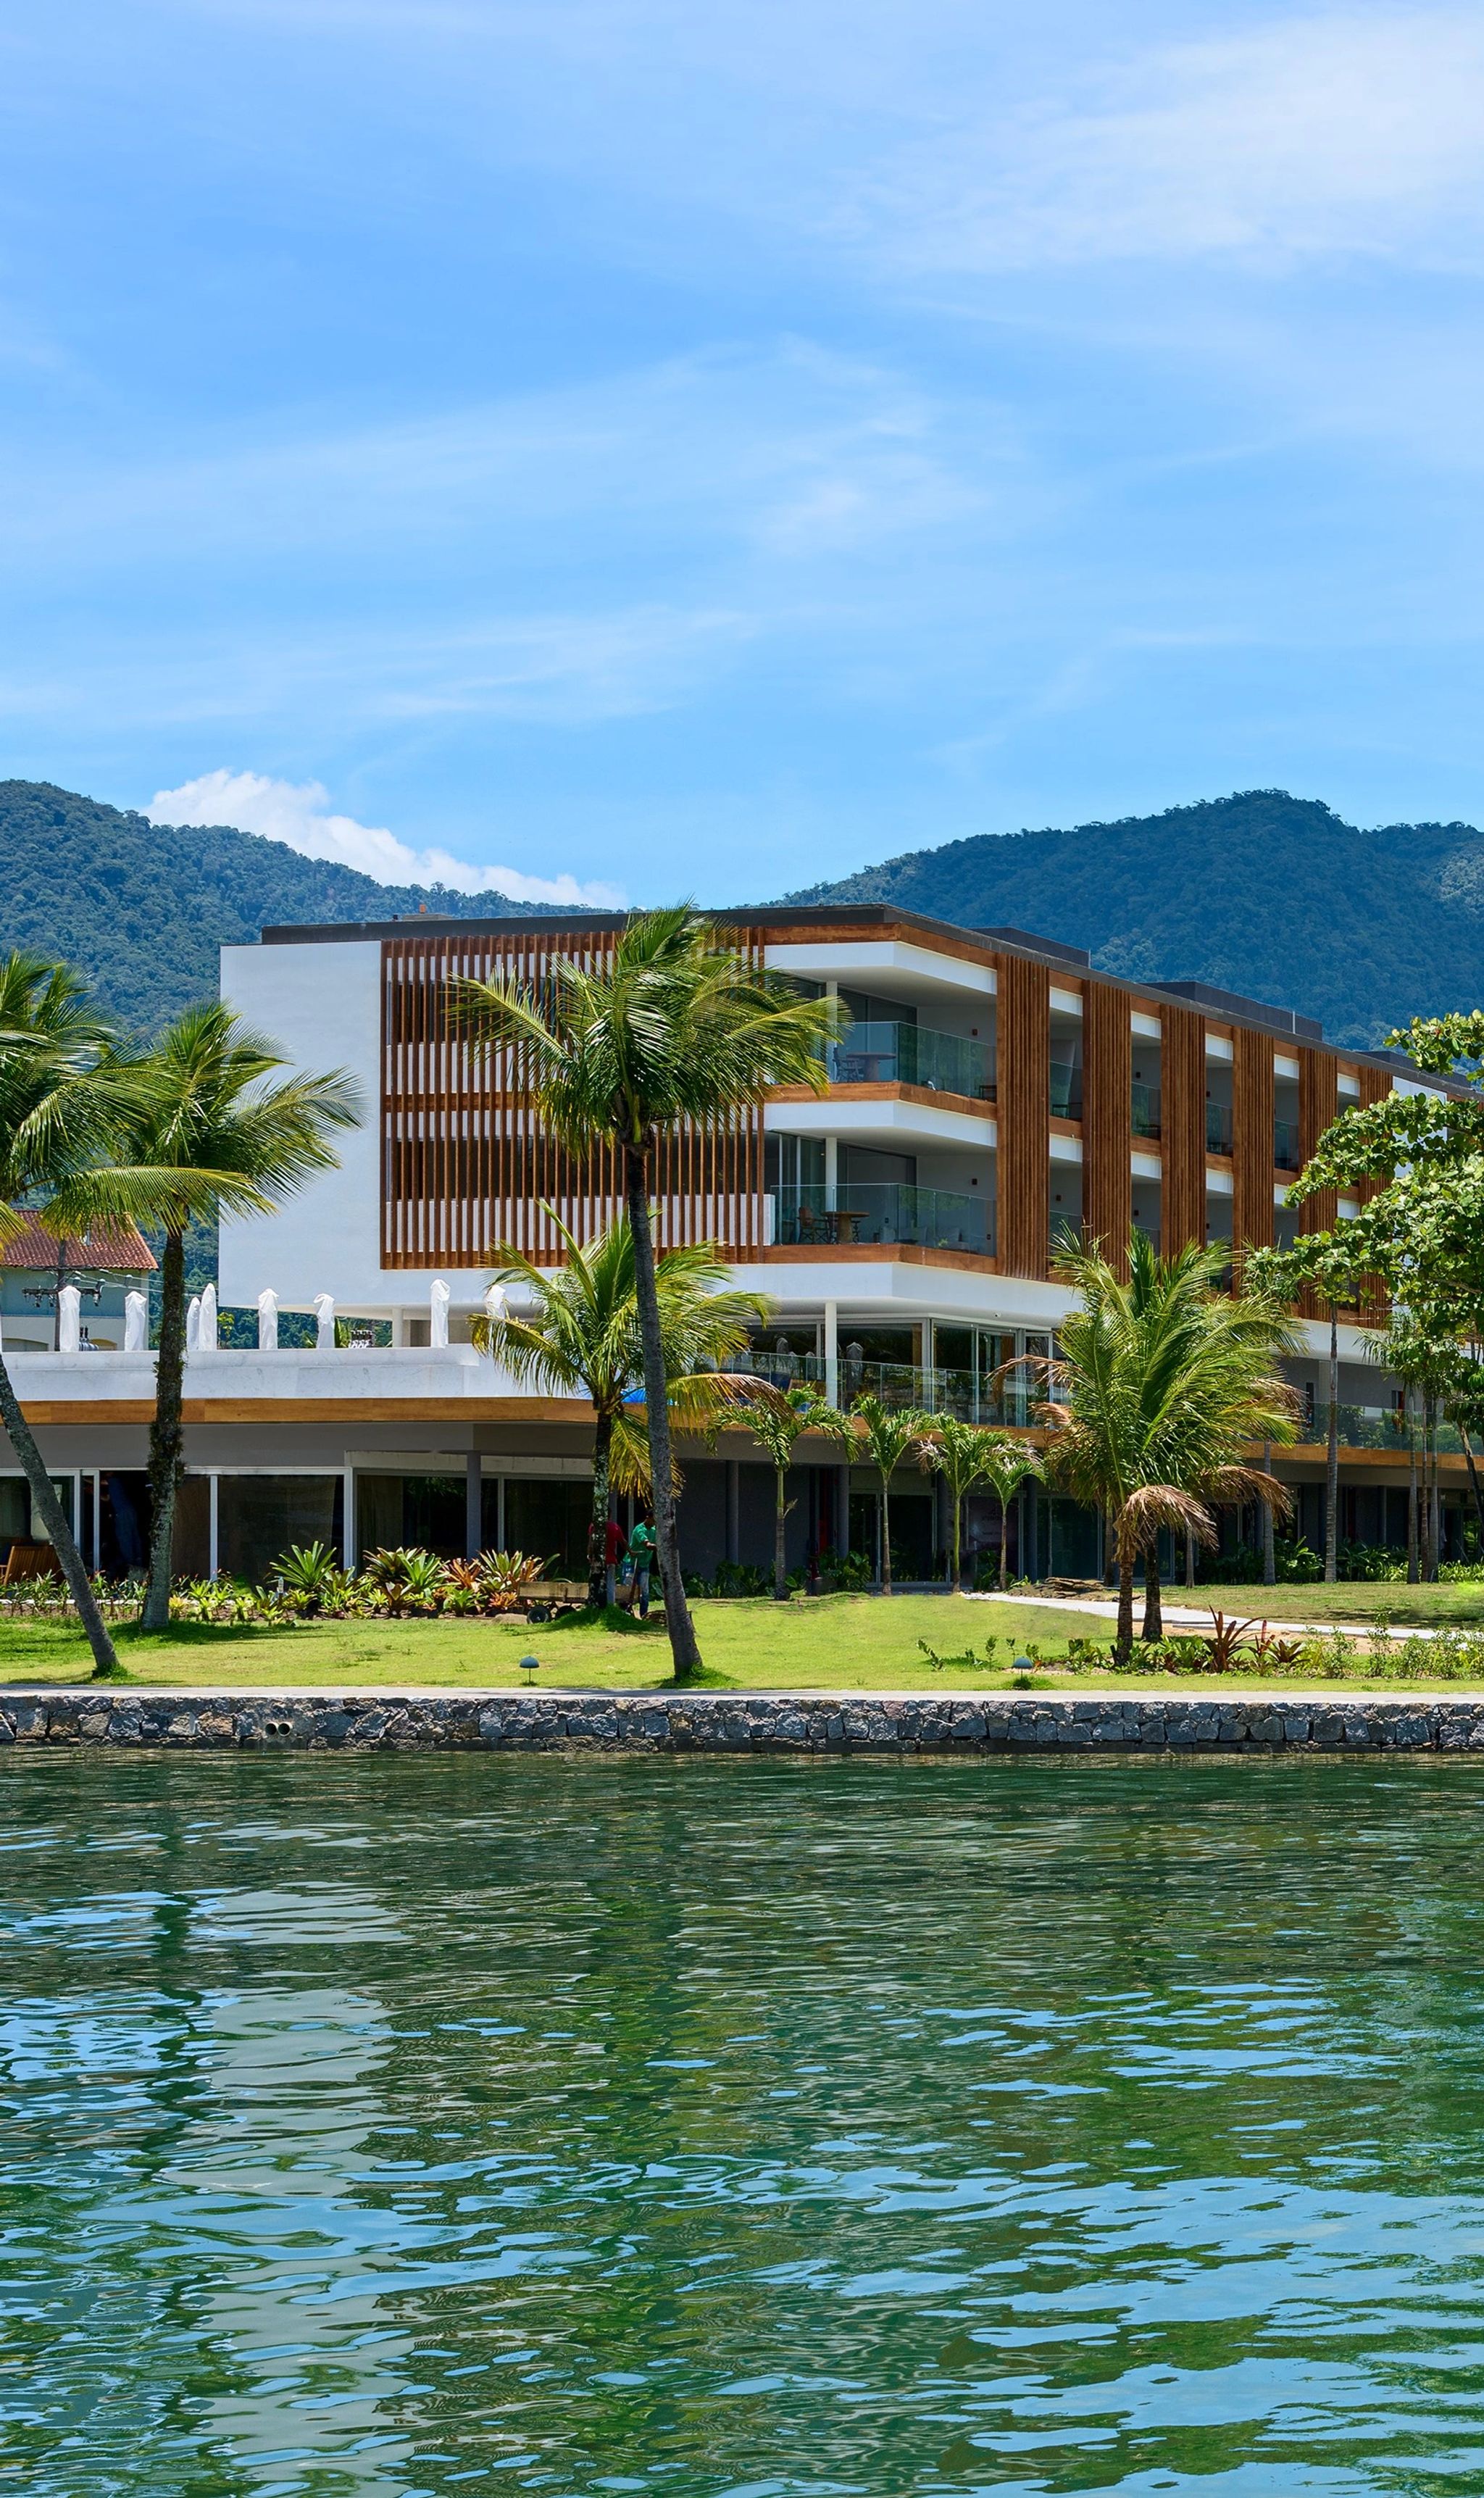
[254, 901, 1441, 1082]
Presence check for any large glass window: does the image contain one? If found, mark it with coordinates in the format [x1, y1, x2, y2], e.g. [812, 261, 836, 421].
[502, 1478, 592, 1575]
[221, 1476, 343, 1584]
[355, 1473, 462, 1564]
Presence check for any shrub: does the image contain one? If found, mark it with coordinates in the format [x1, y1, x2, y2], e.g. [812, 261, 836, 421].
[361, 1546, 450, 1615]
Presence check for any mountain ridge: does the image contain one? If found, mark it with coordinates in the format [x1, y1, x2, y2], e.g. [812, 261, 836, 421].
[780, 788, 1484, 1046]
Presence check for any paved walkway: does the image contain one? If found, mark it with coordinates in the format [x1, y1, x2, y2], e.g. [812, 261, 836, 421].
[964, 1589, 1451, 1645]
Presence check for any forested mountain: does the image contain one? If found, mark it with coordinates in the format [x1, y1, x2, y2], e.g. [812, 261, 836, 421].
[785, 789, 1484, 1046]
[0, 780, 550, 1033]
[11, 778, 1484, 1049]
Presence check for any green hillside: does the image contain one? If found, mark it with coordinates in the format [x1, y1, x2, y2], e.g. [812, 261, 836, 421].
[784, 789, 1484, 1045]
[0, 779, 550, 1033]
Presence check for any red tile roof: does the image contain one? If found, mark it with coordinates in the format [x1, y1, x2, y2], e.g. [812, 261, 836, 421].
[0, 1219, 157, 1274]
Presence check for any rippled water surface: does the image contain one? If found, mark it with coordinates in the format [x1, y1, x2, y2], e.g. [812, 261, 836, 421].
[5, 1753, 1484, 2494]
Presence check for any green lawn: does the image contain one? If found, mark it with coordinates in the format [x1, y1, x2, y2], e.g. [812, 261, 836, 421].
[0, 1594, 1102, 1694]
[1160, 1581, 1484, 1628]
[3, 1588, 1484, 1694]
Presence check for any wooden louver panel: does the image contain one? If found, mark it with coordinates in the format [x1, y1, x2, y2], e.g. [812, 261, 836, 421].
[1160, 1003, 1205, 1254]
[1231, 1026, 1276, 1263]
[380, 930, 766, 1270]
[1083, 983, 1132, 1277]
[997, 954, 1050, 1278]
[1295, 1048, 1339, 1320]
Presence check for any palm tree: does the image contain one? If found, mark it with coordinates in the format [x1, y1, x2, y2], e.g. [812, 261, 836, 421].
[741, 1383, 838, 1600]
[1041, 1231, 1300, 1660]
[920, 1415, 1010, 1591]
[473, 1212, 768, 1607]
[120, 1004, 360, 1631]
[975, 1436, 1045, 1591]
[0, 954, 176, 1675]
[822, 1394, 933, 1594]
[453, 907, 841, 1678]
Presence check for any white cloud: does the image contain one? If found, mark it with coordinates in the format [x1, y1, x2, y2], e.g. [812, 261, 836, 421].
[146, 769, 625, 906]
[859, 12, 1484, 272]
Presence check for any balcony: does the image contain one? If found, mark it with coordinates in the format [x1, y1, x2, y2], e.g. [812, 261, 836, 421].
[1302, 1403, 1464, 1453]
[829, 1023, 992, 1101]
[1274, 1117, 1301, 1172]
[770, 1183, 993, 1256]
[1206, 1102, 1233, 1154]
[1131, 1081, 1162, 1139]
[733, 1350, 1022, 1424]
[1051, 1059, 1083, 1120]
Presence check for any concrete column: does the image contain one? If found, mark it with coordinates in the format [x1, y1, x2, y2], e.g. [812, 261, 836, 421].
[465, 1452, 483, 1560]
[825, 1133, 838, 1210]
[823, 1300, 838, 1404]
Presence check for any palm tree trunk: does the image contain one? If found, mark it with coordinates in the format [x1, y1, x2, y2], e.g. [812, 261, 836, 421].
[1324, 1306, 1339, 1583]
[143, 1230, 186, 1631]
[1141, 1544, 1162, 1641]
[587, 1409, 613, 1610]
[624, 1151, 701, 1678]
[1407, 1397, 1419, 1582]
[0, 1351, 118, 1676]
[1115, 1525, 1135, 1665]
[773, 1463, 788, 1601]
[880, 1475, 893, 1596]
[1426, 1398, 1440, 1581]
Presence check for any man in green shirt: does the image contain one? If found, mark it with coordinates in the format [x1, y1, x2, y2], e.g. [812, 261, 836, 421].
[622, 1517, 656, 1619]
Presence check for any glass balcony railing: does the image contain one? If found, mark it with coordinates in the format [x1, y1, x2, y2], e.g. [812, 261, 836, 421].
[1206, 1102, 1233, 1154]
[1131, 1081, 1162, 1138]
[731, 1350, 1028, 1425]
[1274, 1117, 1301, 1171]
[770, 1183, 992, 1256]
[1051, 1059, 1083, 1120]
[1301, 1403, 1464, 1453]
[828, 1024, 992, 1099]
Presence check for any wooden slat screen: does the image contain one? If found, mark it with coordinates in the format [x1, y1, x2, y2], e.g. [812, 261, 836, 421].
[380, 930, 767, 1269]
[998, 954, 1050, 1277]
[1160, 1003, 1205, 1254]
[1297, 1048, 1339, 1317]
[1083, 982, 1131, 1277]
[1232, 1027, 1276, 1262]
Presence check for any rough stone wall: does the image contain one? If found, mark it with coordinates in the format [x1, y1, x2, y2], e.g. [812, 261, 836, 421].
[4, 1691, 1484, 1753]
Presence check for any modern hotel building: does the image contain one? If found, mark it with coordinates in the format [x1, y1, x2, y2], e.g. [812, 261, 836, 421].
[0, 905, 1461, 1585]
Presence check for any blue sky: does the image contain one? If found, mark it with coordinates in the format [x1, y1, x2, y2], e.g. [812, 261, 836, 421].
[8, 3, 1484, 904]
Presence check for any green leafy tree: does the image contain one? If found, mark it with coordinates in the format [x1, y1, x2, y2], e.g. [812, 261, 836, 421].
[740, 1383, 839, 1601]
[821, 1394, 933, 1595]
[1255, 1012, 1484, 1334]
[975, 1436, 1046, 1592]
[473, 1213, 767, 1607]
[117, 1004, 360, 1630]
[1042, 1231, 1299, 1660]
[453, 907, 841, 1679]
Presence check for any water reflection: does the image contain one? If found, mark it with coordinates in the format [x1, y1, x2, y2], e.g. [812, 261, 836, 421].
[2, 1755, 1484, 2492]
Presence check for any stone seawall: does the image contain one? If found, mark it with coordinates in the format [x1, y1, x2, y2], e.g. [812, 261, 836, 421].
[5, 1689, 1484, 1754]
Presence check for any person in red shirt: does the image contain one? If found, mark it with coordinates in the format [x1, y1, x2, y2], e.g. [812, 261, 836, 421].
[604, 1516, 625, 1607]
